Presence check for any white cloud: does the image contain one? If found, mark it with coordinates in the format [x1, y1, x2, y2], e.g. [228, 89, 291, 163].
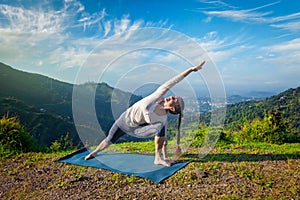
[198, 0, 237, 9]
[262, 38, 300, 66]
[79, 10, 106, 32]
[271, 21, 300, 32]
[200, 1, 278, 23]
[203, 9, 271, 23]
[0, 2, 87, 72]
[113, 14, 131, 35]
[0, 4, 64, 34]
[268, 38, 300, 51]
[201, 2, 300, 32]
[271, 12, 300, 22]
[0, 1, 148, 78]
[195, 31, 253, 64]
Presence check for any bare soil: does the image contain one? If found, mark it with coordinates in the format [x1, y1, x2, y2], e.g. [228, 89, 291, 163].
[0, 151, 299, 199]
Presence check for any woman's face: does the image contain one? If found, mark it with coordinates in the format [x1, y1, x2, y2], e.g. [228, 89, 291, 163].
[164, 96, 179, 110]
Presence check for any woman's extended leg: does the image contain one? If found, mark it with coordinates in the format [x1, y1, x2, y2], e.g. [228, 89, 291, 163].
[85, 121, 125, 160]
[84, 139, 110, 160]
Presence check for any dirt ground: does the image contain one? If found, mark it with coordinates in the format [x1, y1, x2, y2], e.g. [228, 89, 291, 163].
[1, 151, 299, 199]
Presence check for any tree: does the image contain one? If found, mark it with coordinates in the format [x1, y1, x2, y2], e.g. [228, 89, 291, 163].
[0, 114, 36, 156]
[234, 109, 287, 144]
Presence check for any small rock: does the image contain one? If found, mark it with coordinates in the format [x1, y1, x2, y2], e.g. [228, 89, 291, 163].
[15, 177, 24, 182]
[195, 170, 209, 178]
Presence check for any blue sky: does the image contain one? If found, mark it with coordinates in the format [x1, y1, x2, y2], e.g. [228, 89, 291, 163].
[0, 0, 299, 96]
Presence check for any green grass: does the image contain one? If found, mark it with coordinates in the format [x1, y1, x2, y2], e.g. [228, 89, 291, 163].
[216, 142, 300, 154]
[107, 141, 300, 155]
[1, 142, 299, 199]
[104, 141, 155, 154]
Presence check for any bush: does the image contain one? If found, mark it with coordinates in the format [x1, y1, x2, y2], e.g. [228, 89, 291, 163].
[190, 125, 229, 147]
[0, 114, 36, 156]
[232, 110, 287, 144]
[49, 132, 76, 152]
[190, 127, 207, 147]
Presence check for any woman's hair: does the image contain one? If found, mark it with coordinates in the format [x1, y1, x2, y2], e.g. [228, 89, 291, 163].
[168, 97, 184, 147]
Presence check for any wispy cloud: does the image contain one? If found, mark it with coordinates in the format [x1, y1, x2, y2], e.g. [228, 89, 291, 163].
[195, 31, 253, 65]
[0, 4, 64, 34]
[197, 0, 237, 9]
[0, 1, 146, 74]
[201, 1, 300, 32]
[263, 38, 300, 65]
[271, 21, 300, 32]
[203, 10, 271, 23]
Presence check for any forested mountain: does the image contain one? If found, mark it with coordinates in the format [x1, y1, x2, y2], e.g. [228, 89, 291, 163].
[0, 62, 141, 148]
[225, 87, 300, 127]
[1, 61, 299, 149]
[0, 97, 78, 148]
[200, 86, 300, 142]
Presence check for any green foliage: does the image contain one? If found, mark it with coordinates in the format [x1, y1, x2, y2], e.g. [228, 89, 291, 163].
[189, 125, 230, 147]
[190, 125, 208, 147]
[200, 87, 300, 143]
[1, 61, 299, 151]
[0, 97, 79, 149]
[49, 141, 61, 152]
[0, 62, 142, 148]
[194, 109, 289, 145]
[50, 132, 76, 152]
[0, 114, 36, 156]
[230, 110, 287, 144]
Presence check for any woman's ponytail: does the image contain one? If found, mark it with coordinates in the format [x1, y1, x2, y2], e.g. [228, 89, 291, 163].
[171, 96, 184, 158]
[176, 113, 182, 146]
[174, 113, 183, 158]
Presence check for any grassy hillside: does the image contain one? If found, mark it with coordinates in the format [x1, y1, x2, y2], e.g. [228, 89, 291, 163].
[0, 62, 73, 107]
[1, 61, 299, 147]
[200, 86, 300, 143]
[225, 87, 300, 127]
[0, 62, 141, 148]
[0, 97, 78, 149]
[0, 63, 299, 199]
[0, 142, 299, 199]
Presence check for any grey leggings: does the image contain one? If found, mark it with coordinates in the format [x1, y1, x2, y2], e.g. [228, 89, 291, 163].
[105, 113, 165, 143]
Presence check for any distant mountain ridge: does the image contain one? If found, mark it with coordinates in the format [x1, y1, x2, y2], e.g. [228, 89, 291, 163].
[1, 62, 299, 148]
[0, 63, 72, 105]
[200, 85, 300, 142]
[0, 62, 141, 148]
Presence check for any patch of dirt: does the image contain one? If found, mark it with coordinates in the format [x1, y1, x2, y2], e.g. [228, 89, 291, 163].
[0, 152, 299, 199]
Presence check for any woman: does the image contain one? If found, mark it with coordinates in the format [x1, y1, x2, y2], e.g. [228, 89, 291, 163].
[85, 60, 206, 166]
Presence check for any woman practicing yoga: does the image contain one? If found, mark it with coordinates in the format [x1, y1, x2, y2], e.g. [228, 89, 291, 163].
[85, 60, 206, 166]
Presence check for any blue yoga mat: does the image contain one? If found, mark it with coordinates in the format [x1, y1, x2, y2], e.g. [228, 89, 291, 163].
[56, 148, 188, 183]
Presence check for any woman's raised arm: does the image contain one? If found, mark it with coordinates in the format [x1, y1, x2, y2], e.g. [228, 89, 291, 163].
[180, 60, 205, 78]
[148, 61, 206, 99]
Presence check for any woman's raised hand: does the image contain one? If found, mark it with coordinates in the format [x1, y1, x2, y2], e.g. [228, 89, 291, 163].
[180, 60, 206, 77]
[191, 60, 206, 71]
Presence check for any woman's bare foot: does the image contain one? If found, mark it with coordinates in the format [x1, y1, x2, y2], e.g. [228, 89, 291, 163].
[154, 158, 171, 166]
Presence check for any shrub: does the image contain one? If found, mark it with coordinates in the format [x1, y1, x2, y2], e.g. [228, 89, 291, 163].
[190, 125, 228, 147]
[190, 127, 207, 147]
[0, 114, 36, 156]
[232, 110, 287, 144]
[49, 132, 75, 152]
